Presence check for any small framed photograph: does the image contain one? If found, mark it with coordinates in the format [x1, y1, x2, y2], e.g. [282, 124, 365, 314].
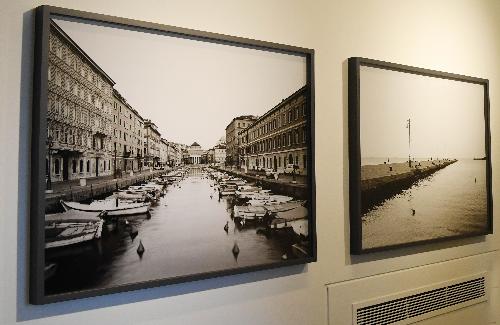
[348, 57, 492, 254]
[30, 5, 316, 304]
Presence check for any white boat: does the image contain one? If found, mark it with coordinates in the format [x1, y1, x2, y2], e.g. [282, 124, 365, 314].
[236, 190, 273, 199]
[220, 184, 238, 196]
[234, 201, 306, 223]
[269, 206, 308, 237]
[45, 210, 105, 249]
[247, 195, 293, 206]
[61, 200, 150, 216]
[108, 191, 148, 202]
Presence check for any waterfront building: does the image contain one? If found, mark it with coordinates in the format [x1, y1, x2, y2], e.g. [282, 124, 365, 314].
[207, 148, 215, 164]
[168, 142, 183, 166]
[187, 142, 203, 164]
[112, 89, 145, 174]
[47, 20, 115, 183]
[214, 144, 226, 165]
[144, 119, 161, 168]
[160, 138, 169, 168]
[225, 115, 258, 167]
[239, 86, 308, 175]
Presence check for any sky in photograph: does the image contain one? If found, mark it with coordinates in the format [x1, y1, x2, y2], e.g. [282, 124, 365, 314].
[53, 17, 306, 149]
[360, 65, 486, 160]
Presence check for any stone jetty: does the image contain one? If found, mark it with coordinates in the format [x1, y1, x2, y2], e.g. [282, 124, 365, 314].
[361, 159, 457, 213]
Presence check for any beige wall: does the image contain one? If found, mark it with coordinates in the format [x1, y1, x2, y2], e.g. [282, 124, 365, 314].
[0, 1, 499, 324]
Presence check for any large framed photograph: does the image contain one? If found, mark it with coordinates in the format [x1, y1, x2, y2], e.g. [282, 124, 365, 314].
[348, 57, 492, 254]
[30, 5, 316, 304]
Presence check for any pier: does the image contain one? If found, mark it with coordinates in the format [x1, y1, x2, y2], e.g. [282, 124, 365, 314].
[361, 159, 457, 213]
[45, 170, 166, 213]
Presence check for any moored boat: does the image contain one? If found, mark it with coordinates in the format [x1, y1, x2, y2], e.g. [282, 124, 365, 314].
[233, 201, 306, 225]
[60, 199, 150, 216]
[45, 210, 105, 249]
[269, 206, 308, 238]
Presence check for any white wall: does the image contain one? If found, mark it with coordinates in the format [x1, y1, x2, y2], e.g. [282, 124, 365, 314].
[0, 1, 498, 324]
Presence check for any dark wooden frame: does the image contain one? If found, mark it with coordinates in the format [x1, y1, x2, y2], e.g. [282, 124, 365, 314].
[30, 5, 316, 304]
[348, 57, 492, 254]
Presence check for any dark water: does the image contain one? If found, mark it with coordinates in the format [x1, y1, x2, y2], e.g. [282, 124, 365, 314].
[45, 167, 289, 295]
[362, 160, 488, 250]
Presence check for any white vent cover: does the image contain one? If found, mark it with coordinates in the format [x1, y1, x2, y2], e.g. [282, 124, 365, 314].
[353, 273, 487, 325]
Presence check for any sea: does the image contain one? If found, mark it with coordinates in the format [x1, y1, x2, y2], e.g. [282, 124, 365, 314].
[361, 159, 488, 250]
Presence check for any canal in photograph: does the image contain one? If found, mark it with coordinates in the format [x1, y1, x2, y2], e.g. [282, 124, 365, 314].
[45, 168, 287, 295]
[362, 159, 488, 250]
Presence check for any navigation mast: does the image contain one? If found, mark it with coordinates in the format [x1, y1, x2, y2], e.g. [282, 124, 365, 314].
[406, 118, 411, 167]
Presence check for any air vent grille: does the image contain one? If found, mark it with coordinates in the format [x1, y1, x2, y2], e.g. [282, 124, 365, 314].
[354, 275, 486, 325]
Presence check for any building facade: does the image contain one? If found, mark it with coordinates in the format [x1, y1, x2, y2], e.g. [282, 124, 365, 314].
[225, 115, 258, 167]
[159, 138, 169, 168]
[112, 89, 145, 174]
[169, 142, 183, 166]
[239, 86, 308, 175]
[144, 119, 161, 168]
[214, 144, 226, 165]
[47, 20, 116, 183]
[187, 142, 203, 164]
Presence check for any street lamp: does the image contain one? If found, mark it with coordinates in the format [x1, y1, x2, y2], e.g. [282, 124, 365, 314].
[46, 135, 54, 193]
[113, 148, 117, 178]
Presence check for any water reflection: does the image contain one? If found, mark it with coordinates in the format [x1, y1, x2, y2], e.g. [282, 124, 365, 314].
[46, 167, 290, 295]
[362, 160, 488, 250]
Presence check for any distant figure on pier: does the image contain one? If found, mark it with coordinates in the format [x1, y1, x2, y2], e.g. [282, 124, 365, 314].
[210, 194, 213, 199]
[475, 177, 477, 183]
[411, 208, 416, 216]
[387, 158, 390, 163]
[224, 221, 229, 233]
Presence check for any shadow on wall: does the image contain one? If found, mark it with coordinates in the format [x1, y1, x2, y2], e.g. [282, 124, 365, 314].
[16, 9, 307, 321]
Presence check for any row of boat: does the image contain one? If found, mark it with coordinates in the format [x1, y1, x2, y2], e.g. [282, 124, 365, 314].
[45, 169, 188, 250]
[209, 169, 309, 240]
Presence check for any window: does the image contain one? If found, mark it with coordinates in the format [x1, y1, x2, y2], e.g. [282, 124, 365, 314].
[79, 159, 83, 173]
[303, 155, 307, 168]
[55, 159, 60, 174]
[72, 160, 77, 173]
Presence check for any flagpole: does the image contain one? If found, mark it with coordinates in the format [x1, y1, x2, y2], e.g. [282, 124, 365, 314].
[407, 118, 411, 167]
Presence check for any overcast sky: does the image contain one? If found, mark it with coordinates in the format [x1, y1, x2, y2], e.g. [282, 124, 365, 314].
[360, 65, 486, 160]
[54, 17, 306, 149]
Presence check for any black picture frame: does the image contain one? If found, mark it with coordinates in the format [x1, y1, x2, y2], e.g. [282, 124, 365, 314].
[30, 5, 316, 304]
[348, 57, 492, 254]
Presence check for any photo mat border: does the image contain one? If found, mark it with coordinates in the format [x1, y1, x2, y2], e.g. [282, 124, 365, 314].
[348, 57, 492, 255]
[30, 5, 316, 304]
